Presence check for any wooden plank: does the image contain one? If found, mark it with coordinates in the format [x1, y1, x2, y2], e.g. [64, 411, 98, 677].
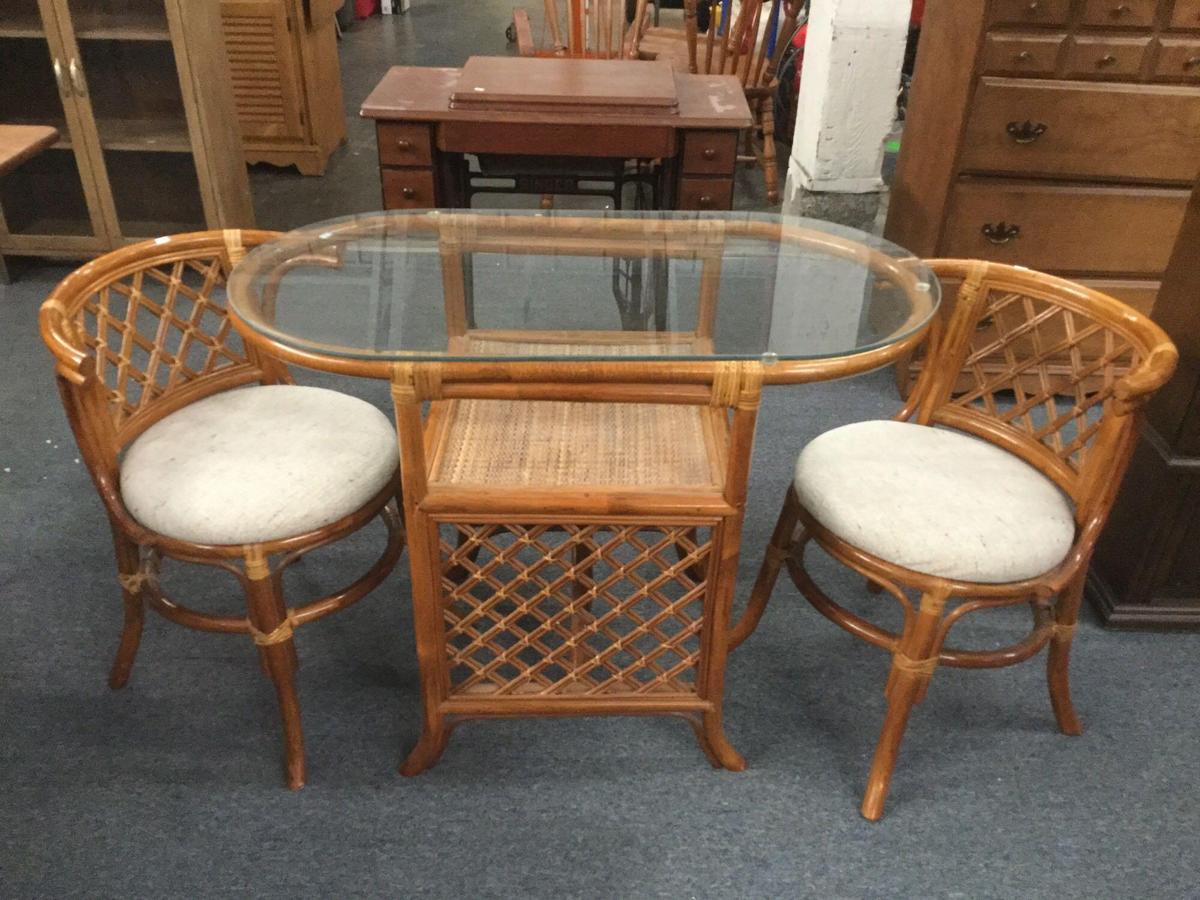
[0, 125, 59, 177]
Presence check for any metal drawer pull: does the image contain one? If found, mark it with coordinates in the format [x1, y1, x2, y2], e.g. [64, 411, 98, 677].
[1027, 0, 1040, 11]
[1185, 56, 1200, 70]
[1097, 54, 1118, 67]
[699, 194, 714, 207]
[702, 147, 717, 160]
[1111, 3, 1131, 15]
[981, 222, 1021, 245]
[1015, 50, 1033, 62]
[401, 187, 416, 199]
[396, 139, 412, 150]
[1006, 120, 1048, 143]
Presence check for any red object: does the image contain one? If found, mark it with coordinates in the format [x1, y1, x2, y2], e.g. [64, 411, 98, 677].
[355, 0, 378, 19]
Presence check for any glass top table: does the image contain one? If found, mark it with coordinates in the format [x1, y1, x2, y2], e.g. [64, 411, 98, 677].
[227, 209, 940, 383]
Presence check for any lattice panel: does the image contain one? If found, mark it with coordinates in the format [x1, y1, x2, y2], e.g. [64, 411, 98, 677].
[77, 256, 248, 428]
[440, 523, 713, 698]
[952, 287, 1140, 471]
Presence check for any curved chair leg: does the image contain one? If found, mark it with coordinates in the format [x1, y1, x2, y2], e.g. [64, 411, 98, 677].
[109, 531, 145, 690]
[687, 710, 747, 771]
[861, 589, 949, 821]
[244, 547, 306, 790]
[1047, 570, 1086, 736]
[400, 724, 452, 776]
[729, 488, 801, 650]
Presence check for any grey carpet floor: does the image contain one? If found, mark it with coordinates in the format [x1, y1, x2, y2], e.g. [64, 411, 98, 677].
[3, 6, 1199, 899]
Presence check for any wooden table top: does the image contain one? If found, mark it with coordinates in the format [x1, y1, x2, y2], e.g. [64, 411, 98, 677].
[0, 124, 58, 177]
[361, 63, 752, 129]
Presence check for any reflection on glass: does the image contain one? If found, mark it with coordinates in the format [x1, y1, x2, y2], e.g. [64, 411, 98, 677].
[228, 209, 939, 363]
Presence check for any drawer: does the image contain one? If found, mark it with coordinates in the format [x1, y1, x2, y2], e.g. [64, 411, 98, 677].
[681, 131, 738, 175]
[678, 177, 733, 211]
[1079, 0, 1159, 28]
[382, 168, 437, 209]
[1153, 38, 1200, 80]
[982, 33, 1065, 75]
[987, 0, 1071, 27]
[1171, 0, 1200, 29]
[377, 122, 434, 167]
[941, 180, 1189, 275]
[959, 78, 1200, 183]
[1062, 36, 1151, 78]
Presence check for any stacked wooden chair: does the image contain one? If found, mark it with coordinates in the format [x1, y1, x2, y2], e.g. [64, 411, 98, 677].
[638, 0, 805, 203]
[39, 231, 405, 789]
[513, 0, 648, 59]
[730, 261, 1177, 819]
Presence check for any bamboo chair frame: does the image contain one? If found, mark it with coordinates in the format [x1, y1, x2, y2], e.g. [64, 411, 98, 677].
[729, 260, 1178, 820]
[39, 231, 406, 790]
[637, 0, 804, 203]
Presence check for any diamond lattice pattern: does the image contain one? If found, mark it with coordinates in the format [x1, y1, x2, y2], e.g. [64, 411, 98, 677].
[440, 523, 712, 698]
[951, 287, 1139, 472]
[76, 256, 247, 427]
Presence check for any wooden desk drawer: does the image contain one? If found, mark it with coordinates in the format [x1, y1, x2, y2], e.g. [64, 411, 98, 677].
[1171, 0, 1200, 29]
[988, 0, 1070, 27]
[678, 177, 733, 210]
[438, 122, 675, 159]
[1153, 38, 1200, 81]
[1062, 36, 1151, 79]
[982, 33, 1065, 76]
[942, 180, 1189, 275]
[1079, 0, 1158, 28]
[382, 168, 436, 209]
[377, 122, 434, 166]
[959, 78, 1200, 183]
[681, 131, 738, 175]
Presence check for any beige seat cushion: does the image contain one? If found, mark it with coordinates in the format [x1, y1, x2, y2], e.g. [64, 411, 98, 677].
[793, 420, 1075, 584]
[121, 385, 398, 545]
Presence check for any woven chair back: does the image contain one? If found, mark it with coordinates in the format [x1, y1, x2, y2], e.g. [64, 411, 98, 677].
[908, 260, 1177, 519]
[39, 231, 284, 455]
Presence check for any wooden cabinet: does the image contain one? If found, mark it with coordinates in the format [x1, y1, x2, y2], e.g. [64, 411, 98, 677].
[1089, 176, 1200, 629]
[219, 0, 347, 175]
[886, 0, 1200, 392]
[0, 0, 253, 268]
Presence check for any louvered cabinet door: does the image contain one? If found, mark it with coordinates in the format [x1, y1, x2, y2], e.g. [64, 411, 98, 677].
[220, 0, 305, 141]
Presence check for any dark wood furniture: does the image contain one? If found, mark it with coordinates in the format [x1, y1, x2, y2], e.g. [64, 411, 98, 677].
[39, 231, 405, 789]
[1089, 175, 1200, 628]
[885, 0, 1200, 392]
[360, 60, 752, 211]
[733, 260, 1178, 819]
[0, 0, 253, 272]
[220, 0, 347, 175]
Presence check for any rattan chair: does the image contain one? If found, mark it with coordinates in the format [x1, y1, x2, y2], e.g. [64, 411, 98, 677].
[730, 260, 1178, 820]
[39, 231, 405, 789]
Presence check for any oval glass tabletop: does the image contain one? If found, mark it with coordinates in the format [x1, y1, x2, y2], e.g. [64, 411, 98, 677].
[227, 209, 939, 373]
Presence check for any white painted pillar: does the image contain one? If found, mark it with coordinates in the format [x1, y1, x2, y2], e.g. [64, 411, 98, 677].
[785, 0, 911, 204]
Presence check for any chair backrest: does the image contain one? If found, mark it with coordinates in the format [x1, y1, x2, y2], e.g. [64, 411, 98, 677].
[904, 260, 1177, 525]
[682, 0, 803, 88]
[534, 0, 643, 58]
[40, 230, 284, 490]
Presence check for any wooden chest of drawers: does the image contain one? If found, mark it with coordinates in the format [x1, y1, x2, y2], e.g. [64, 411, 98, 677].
[886, 0, 1200, 390]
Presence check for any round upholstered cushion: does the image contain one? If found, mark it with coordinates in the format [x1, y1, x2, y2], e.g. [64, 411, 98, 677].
[793, 420, 1076, 584]
[120, 385, 398, 545]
